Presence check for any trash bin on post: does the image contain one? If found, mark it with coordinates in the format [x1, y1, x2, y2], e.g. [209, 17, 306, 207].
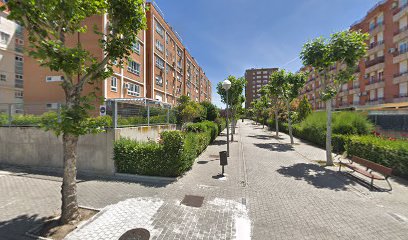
[219, 151, 228, 176]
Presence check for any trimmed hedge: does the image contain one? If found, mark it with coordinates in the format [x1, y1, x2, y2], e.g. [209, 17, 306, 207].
[346, 135, 408, 177]
[114, 121, 219, 177]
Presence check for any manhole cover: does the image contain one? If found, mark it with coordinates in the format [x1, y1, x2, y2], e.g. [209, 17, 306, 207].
[181, 195, 204, 208]
[119, 228, 150, 240]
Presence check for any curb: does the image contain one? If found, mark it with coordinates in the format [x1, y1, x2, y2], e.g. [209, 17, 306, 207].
[113, 173, 179, 184]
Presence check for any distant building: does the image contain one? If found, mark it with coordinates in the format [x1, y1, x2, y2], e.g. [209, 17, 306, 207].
[0, 1, 24, 113]
[245, 68, 278, 108]
[299, 0, 408, 111]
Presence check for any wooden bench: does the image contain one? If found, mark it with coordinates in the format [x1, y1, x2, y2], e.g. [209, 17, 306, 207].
[338, 156, 393, 191]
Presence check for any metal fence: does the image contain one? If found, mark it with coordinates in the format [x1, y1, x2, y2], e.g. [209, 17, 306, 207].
[0, 98, 176, 128]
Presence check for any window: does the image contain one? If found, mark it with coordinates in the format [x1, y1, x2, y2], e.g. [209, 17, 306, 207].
[156, 57, 164, 69]
[0, 32, 10, 44]
[156, 75, 163, 86]
[111, 77, 117, 92]
[46, 76, 64, 82]
[15, 90, 23, 99]
[128, 60, 140, 75]
[132, 41, 140, 54]
[378, 71, 384, 81]
[399, 41, 408, 54]
[377, 32, 384, 44]
[155, 40, 164, 52]
[353, 94, 359, 104]
[400, 60, 408, 74]
[377, 13, 384, 25]
[369, 20, 375, 30]
[156, 93, 163, 101]
[370, 89, 376, 100]
[378, 88, 384, 100]
[0, 74, 6, 81]
[15, 74, 23, 88]
[127, 83, 140, 96]
[400, 82, 408, 96]
[155, 22, 164, 37]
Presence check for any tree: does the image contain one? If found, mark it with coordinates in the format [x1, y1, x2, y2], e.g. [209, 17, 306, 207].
[260, 81, 281, 138]
[298, 96, 312, 122]
[300, 30, 368, 165]
[3, 0, 147, 224]
[216, 76, 246, 141]
[175, 95, 206, 125]
[252, 97, 269, 128]
[200, 101, 219, 121]
[268, 70, 306, 144]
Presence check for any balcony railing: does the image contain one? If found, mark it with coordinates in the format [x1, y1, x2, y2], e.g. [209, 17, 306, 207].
[369, 40, 384, 49]
[394, 47, 408, 56]
[394, 70, 408, 78]
[365, 56, 385, 68]
[393, 3, 408, 15]
[395, 93, 408, 98]
[394, 25, 408, 36]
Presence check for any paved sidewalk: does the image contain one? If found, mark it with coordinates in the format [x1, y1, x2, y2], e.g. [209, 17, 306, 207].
[1, 121, 408, 239]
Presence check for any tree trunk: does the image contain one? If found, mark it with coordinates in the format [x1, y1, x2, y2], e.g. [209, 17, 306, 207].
[274, 109, 279, 137]
[325, 99, 334, 166]
[60, 133, 80, 224]
[286, 100, 294, 144]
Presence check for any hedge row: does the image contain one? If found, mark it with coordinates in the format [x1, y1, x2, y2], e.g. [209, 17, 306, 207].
[114, 121, 220, 177]
[346, 135, 408, 177]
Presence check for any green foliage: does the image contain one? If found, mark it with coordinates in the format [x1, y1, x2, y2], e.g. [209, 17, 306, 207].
[200, 101, 219, 121]
[114, 122, 219, 177]
[214, 117, 226, 135]
[346, 136, 408, 177]
[175, 95, 206, 125]
[11, 114, 42, 126]
[0, 113, 8, 125]
[297, 96, 312, 122]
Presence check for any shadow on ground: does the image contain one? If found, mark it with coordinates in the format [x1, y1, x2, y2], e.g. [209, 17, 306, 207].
[0, 214, 50, 240]
[276, 163, 357, 191]
[211, 140, 227, 146]
[254, 143, 294, 152]
[247, 135, 274, 140]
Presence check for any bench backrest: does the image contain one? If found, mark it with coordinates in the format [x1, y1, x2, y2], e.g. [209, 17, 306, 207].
[352, 156, 393, 176]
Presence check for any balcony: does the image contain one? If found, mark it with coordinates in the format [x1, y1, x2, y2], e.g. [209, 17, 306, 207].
[365, 56, 385, 73]
[366, 77, 385, 91]
[393, 48, 408, 64]
[352, 101, 360, 106]
[348, 83, 360, 94]
[394, 93, 408, 103]
[394, 25, 408, 43]
[367, 41, 385, 55]
[393, 71, 408, 84]
[393, 3, 408, 22]
[369, 22, 384, 36]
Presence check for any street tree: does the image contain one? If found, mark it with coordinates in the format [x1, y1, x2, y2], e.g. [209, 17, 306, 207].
[260, 79, 281, 137]
[216, 76, 246, 141]
[269, 70, 306, 144]
[3, 0, 147, 224]
[300, 30, 368, 165]
[298, 96, 313, 122]
[252, 96, 269, 128]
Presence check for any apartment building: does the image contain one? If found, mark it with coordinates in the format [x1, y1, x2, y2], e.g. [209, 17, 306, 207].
[245, 68, 278, 108]
[17, 1, 211, 111]
[0, 1, 24, 113]
[145, 2, 211, 105]
[300, 0, 408, 111]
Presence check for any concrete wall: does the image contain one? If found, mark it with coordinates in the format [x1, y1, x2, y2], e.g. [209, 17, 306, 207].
[0, 124, 176, 175]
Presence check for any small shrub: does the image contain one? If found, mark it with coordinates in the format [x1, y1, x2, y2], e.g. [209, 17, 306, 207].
[11, 114, 42, 126]
[185, 122, 207, 133]
[0, 113, 9, 125]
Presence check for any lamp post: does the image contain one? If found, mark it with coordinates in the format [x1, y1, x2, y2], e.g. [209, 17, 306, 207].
[222, 79, 231, 157]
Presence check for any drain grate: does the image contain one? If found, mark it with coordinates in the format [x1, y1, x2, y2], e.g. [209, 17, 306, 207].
[119, 228, 150, 240]
[181, 195, 204, 208]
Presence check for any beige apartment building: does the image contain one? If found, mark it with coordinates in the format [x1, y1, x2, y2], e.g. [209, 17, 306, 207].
[0, 1, 24, 113]
[300, 0, 408, 111]
[245, 68, 278, 108]
[145, 2, 211, 105]
[13, 1, 211, 112]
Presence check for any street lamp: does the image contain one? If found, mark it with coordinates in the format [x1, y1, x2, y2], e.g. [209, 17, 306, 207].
[222, 79, 231, 157]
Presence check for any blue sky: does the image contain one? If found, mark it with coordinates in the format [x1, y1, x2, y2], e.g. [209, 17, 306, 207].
[152, 0, 380, 107]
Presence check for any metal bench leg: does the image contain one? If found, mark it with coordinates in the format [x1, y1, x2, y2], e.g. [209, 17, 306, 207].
[386, 177, 393, 191]
[338, 163, 342, 172]
[370, 177, 374, 191]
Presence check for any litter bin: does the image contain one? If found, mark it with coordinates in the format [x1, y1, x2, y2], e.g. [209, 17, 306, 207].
[219, 151, 228, 166]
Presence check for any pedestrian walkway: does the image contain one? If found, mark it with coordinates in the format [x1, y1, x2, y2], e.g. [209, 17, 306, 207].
[1, 120, 408, 239]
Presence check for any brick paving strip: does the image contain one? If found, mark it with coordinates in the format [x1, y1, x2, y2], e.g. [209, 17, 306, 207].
[1, 120, 408, 239]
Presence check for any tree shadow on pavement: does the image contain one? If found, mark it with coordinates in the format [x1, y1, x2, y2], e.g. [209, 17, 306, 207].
[276, 163, 357, 191]
[247, 135, 274, 140]
[0, 214, 50, 240]
[211, 140, 227, 146]
[254, 143, 294, 152]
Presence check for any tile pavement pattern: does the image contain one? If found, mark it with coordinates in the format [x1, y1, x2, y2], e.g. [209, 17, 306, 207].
[1, 121, 408, 239]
